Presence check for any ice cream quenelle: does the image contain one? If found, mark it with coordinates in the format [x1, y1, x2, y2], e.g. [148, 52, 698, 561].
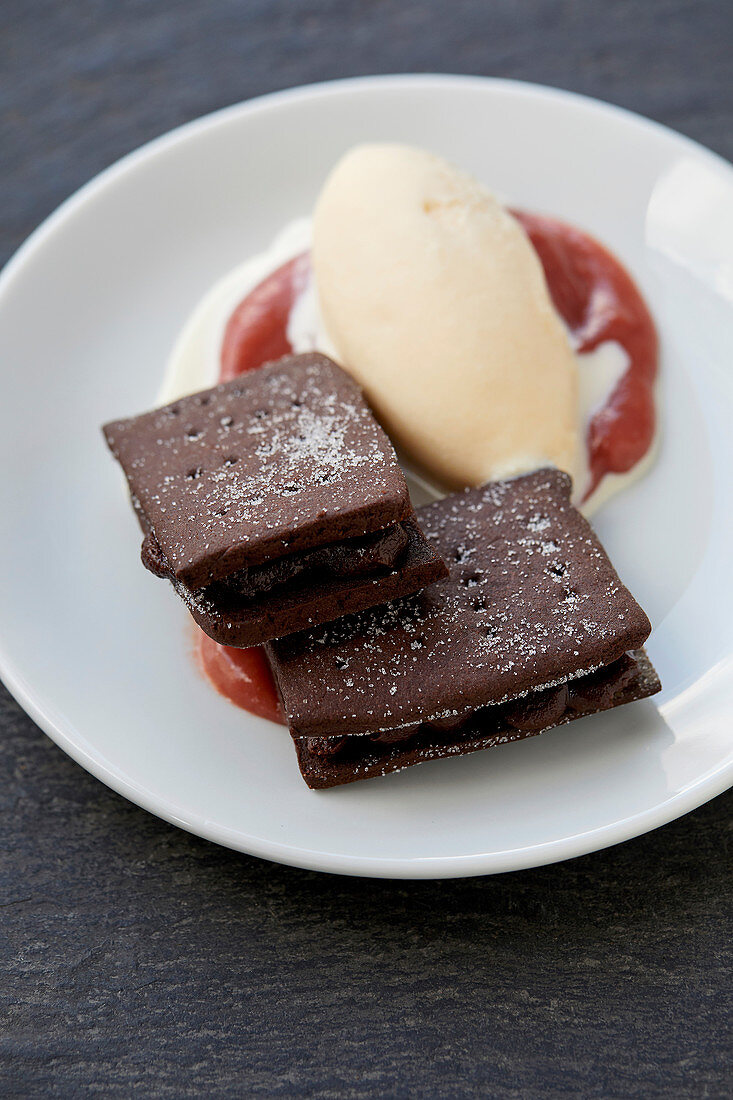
[312, 144, 581, 489]
[160, 145, 657, 513]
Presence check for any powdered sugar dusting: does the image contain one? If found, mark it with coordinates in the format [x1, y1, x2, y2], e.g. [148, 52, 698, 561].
[104, 354, 410, 586]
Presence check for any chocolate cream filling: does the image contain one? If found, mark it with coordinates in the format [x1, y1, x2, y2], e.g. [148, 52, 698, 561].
[141, 522, 410, 604]
[305, 651, 641, 761]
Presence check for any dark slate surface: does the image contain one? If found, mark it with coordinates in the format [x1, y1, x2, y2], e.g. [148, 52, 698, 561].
[1, 1, 731, 1096]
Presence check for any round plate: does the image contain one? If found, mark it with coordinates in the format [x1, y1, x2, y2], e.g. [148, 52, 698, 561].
[1, 75, 732, 878]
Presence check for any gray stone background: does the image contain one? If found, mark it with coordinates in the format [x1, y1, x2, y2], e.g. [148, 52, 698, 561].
[1, 1, 731, 1096]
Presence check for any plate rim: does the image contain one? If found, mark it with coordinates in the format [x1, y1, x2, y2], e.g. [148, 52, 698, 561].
[2, 72, 732, 879]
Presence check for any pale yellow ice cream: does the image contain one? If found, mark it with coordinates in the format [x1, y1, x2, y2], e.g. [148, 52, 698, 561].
[313, 144, 580, 489]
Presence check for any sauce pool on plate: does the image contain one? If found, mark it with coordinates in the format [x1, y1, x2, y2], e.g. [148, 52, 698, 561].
[513, 212, 657, 500]
[196, 630, 284, 724]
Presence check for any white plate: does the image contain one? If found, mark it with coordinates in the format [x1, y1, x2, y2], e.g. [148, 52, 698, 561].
[1, 75, 732, 879]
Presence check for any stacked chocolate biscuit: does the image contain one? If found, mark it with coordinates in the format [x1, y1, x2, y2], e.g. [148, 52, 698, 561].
[268, 469, 660, 787]
[104, 353, 447, 647]
[104, 354, 660, 788]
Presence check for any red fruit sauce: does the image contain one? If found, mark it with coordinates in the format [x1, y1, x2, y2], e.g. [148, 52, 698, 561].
[196, 630, 283, 725]
[220, 251, 311, 383]
[202, 212, 658, 719]
[512, 211, 657, 500]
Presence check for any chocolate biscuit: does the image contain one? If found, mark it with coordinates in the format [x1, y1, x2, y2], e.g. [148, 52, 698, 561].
[177, 518, 445, 648]
[104, 353, 447, 646]
[267, 470, 660, 787]
[293, 649, 660, 787]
